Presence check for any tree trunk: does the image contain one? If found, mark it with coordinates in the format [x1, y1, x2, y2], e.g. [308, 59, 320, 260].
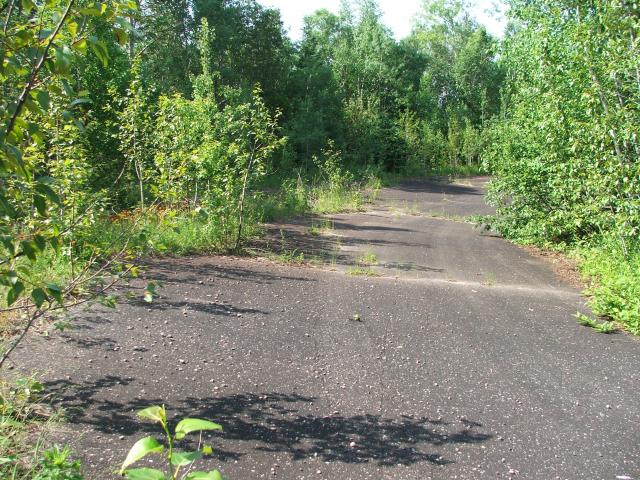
[234, 149, 256, 251]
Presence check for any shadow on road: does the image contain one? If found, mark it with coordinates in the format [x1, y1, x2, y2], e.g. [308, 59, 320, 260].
[388, 179, 485, 196]
[46, 377, 492, 467]
[128, 299, 269, 317]
[143, 261, 316, 286]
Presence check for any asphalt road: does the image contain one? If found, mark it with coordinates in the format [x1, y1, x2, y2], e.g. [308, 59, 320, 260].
[13, 177, 640, 479]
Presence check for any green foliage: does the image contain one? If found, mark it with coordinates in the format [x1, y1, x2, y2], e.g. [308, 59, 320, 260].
[357, 251, 378, 266]
[579, 240, 640, 335]
[153, 20, 285, 249]
[0, 377, 79, 480]
[574, 312, 617, 335]
[485, 0, 639, 244]
[0, 0, 136, 311]
[483, 0, 639, 331]
[346, 266, 377, 277]
[256, 179, 309, 221]
[1, 0, 502, 328]
[120, 405, 224, 480]
[32, 446, 83, 480]
[285, 0, 501, 172]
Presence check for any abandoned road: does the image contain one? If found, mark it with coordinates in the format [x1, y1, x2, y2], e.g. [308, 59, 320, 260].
[14, 177, 640, 479]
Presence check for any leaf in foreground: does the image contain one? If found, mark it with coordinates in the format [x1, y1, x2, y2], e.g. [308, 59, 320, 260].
[120, 437, 164, 473]
[185, 471, 224, 480]
[124, 468, 167, 480]
[174, 418, 223, 440]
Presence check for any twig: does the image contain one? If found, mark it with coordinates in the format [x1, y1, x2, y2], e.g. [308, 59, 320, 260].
[4, 0, 75, 141]
[3, 0, 14, 33]
[0, 309, 45, 368]
[0, 262, 133, 369]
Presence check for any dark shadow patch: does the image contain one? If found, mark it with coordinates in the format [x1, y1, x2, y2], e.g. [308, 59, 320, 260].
[381, 262, 445, 273]
[45, 379, 492, 467]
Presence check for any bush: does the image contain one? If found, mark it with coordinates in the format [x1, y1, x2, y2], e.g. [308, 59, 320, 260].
[579, 239, 640, 335]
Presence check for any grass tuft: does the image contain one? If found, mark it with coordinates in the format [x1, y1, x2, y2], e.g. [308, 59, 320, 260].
[346, 266, 377, 277]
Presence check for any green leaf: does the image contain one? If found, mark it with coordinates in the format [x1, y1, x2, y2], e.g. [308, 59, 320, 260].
[45, 284, 63, 305]
[21, 241, 37, 261]
[33, 195, 46, 216]
[31, 288, 47, 308]
[98, 295, 117, 309]
[79, 7, 103, 16]
[67, 20, 78, 38]
[185, 471, 224, 480]
[7, 282, 25, 306]
[35, 182, 60, 205]
[34, 235, 47, 252]
[144, 282, 157, 303]
[202, 445, 213, 455]
[123, 468, 167, 480]
[120, 437, 164, 473]
[170, 450, 203, 466]
[114, 27, 128, 45]
[35, 90, 50, 110]
[137, 405, 166, 424]
[69, 98, 92, 108]
[87, 36, 110, 67]
[72, 38, 88, 53]
[53, 320, 70, 332]
[35, 176, 55, 185]
[53, 46, 73, 74]
[174, 419, 223, 440]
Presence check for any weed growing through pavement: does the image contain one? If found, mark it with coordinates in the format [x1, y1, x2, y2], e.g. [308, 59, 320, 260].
[307, 218, 334, 237]
[346, 266, 377, 277]
[120, 405, 224, 479]
[307, 225, 321, 236]
[425, 211, 468, 223]
[357, 251, 379, 266]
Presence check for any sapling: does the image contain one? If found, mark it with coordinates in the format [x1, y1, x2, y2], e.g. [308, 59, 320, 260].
[119, 405, 224, 480]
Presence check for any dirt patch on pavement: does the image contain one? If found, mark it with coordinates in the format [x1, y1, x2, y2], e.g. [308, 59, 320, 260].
[519, 245, 585, 290]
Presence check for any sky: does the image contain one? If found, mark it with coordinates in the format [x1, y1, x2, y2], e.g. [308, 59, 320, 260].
[256, 0, 508, 41]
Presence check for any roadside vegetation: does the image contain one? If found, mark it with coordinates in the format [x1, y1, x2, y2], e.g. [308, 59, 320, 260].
[481, 0, 640, 335]
[0, 0, 638, 477]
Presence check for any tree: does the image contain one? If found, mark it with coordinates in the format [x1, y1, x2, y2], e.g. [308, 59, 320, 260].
[485, 0, 640, 244]
[0, 0, 136, 366]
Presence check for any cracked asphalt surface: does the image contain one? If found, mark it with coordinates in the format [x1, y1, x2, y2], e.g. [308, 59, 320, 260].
[13, 177, 640, 479]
